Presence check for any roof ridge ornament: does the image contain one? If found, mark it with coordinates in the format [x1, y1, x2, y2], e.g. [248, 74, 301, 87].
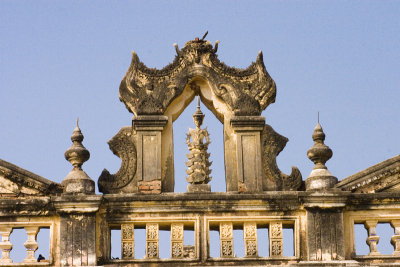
[305, 117, 338, 191]
[119, 38, 276, 116]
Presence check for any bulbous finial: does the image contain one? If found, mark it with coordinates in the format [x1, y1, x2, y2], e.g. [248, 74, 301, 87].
[62, 119, 94, 194]
[307, 123, 332, 170]
[64, 118, 90, 170]
[192, 96, 205, 128]
[305, 120, 337, 191]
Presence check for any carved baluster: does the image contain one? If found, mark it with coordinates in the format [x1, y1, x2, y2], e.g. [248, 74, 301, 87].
[390, 220, 400, 256]
[146, 223, 159, 258]
[121, 224, 134, 259]
[365, 220, 380, 256]
[269, 222, 283, 257]
[219, 222, 234, 257]
[0, 227, 13, 263]
[171, 223, 184, 258]
[244, 222, 258, 257]
[23, 226, 39, 263]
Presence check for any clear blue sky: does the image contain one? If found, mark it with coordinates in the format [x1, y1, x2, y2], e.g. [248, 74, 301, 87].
[0, 0, 399, 261]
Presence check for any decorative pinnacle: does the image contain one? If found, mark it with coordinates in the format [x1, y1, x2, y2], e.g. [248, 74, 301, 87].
[192, 96, 205, 128]
[307, 122, 332, 170]
[64, 118, 90, 170]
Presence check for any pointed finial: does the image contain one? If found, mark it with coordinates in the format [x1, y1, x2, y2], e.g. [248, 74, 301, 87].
[65, 120, 90, 170]
[192, 96, 205, 128]
[62, 120, 94, 194]
[305, 121, 337, 191]
[317, 111, 319, 124]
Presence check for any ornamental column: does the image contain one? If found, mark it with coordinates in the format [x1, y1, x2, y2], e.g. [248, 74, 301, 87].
[230, 116, 265, 192]
[133, 115, 168, 193]
[53, 120, 101, 266]
[303, 122, 347, 262]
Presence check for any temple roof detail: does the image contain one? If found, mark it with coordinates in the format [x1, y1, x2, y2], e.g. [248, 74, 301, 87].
[119, 38, 276, 116]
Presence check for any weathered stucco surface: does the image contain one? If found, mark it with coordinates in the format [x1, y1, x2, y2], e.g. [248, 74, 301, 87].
[0, 38, 399, 266]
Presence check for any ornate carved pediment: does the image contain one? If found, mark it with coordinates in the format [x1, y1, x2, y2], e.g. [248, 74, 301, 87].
[0, 159, 63, 197]
[336, 155, 400, 193]
[119, 38, 276, 116]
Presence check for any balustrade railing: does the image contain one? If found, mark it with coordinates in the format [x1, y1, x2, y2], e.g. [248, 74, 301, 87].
[346, 212, 400, 260]
[0, 222, 52, 265]
[109, 216, 298, 263]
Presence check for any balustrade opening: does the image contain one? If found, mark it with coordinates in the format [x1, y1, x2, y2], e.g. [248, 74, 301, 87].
[134, 228, 146, 259]
[353, 219, 400, 257]
[0, 224, 51, 264]
[9, 228, 27, 263]
[110, 229, 121, 259]
[376, 223, 394, 255]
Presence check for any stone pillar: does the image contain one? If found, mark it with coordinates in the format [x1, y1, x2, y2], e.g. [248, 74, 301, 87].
[391, 220, 400, 256]
[133, 115, 168, 193]
[0, 227, 13, 263]
[23, 226, 39, 263]
[219, 222, 234, 257]
[171, 223, 184, 258]
[365, 220, 380, 256]
[243, 222, 258, 257]
[269, 222, 283, 257]
[146, 223, 159, 258]
[54, 196, 101, 266]
[55, 122, 102, 266]
[121, 224, 134, 259]
[230, 116, 265, 193]
[305, 207, 345, 261]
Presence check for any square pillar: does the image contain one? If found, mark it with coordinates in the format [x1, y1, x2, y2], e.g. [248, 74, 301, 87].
[219, 222, 234, 257]
[171, 223, 184, 258]
[244, 222, 258, 257]
[146, 223, 159, 258]
[121, 224, 134, 259]
[54, 195, 102, 266]
[269, 222, 283, 257]
[133, 115, 168, 193]
[230, 116, 265, 193]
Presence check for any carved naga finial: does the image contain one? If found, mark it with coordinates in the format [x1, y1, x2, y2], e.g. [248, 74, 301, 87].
[305, 117, 338, 191]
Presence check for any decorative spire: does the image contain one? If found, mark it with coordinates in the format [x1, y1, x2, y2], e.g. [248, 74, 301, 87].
[185, 96, 212, 192]
[192, 96, 205, 129]
[64, 118, 90, 170]
[305, 120, 337, 191]
[62, 119, 94, 194]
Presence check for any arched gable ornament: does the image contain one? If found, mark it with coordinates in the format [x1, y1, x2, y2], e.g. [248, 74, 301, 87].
[119, 39, 276, 116]
[99, 38, 302, 194]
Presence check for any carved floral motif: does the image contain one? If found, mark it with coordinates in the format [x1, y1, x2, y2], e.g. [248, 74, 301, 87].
[221, 241, 233, 257]
[246, 240, 257, 256]
[172, 242, 183, 258]
[147, 242, 158, 258]
[122, 242, 133, 258]
[270, 223, 282, 238]
[122, 224, 134, 240]
[171, 224, 183, 240]
[146, 224, 158, 240]
[271, 240, 283, 256]
[220, 223, 233, 238]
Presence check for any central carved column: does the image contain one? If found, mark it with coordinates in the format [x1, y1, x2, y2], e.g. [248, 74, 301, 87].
[230, 116, 265, 193]
[133, 115, 168, 193]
